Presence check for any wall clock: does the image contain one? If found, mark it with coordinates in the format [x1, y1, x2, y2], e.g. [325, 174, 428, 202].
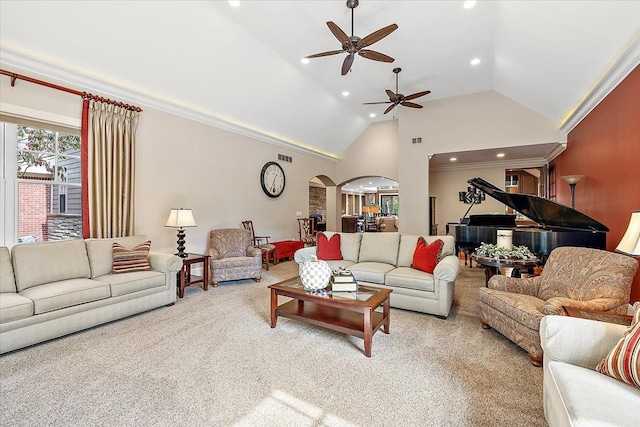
[260, 161, 286, 198]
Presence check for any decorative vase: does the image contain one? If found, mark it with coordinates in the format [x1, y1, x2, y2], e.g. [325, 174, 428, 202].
[299, 255, 332, 290]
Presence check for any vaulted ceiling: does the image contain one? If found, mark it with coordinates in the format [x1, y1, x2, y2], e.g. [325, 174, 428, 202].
[1, 1, 639, 159]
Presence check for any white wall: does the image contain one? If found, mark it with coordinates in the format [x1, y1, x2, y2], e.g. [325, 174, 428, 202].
[429, 167, 507, 235]
[337, 120, 399, 185]
[136, 108, 336, 254]
[397, 90, 565, 235]
[322, 90, 566, 237]
[1, 73, 337, 255]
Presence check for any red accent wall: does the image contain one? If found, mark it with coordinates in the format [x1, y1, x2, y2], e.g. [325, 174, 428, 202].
[551, 65, 640, 303]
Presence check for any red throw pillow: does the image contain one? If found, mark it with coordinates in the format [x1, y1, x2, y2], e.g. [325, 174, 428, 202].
[412, 237, 444, 274]
[317, 233, 343, 260]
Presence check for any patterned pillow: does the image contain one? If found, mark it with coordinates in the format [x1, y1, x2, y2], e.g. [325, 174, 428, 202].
[411, 237, 444, 274]
[112, 240, 152, 273]
[317, 233, 343, 260]
[596, 302, 640, 388]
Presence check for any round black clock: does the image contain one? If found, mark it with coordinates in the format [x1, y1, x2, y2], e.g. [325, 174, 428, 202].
[260, 161, 286, 198]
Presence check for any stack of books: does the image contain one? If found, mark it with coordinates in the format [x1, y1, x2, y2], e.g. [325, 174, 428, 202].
[331, 268, 357, 292]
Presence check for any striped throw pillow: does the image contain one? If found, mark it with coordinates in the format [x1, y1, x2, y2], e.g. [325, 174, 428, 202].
[596, 302, 640, 388]
[112, 240, 152, 274]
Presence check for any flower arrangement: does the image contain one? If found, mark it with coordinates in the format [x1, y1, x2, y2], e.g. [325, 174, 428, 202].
[475, 242, 537, 261]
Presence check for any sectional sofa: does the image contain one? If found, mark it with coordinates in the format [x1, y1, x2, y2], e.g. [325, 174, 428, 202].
[0, 235, 182, 354]
[294, 232, 460, 318]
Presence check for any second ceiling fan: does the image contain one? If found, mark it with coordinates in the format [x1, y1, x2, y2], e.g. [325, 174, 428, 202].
[304, 0, 398, 75]
[363, 68, 431, 115]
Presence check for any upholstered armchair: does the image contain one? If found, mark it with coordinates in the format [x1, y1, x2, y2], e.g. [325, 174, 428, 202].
[209, 228, 263, 286]
[479, 246, 638, 366]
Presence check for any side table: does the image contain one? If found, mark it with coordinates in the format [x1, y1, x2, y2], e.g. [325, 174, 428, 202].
[474, 255, 539, 286]
[562, 306, 633, 326]
[177, 253, 210, 298]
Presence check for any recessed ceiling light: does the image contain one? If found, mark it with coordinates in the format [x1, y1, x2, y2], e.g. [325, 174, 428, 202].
[450, 157, 457, 161]
[342, 91, 349, 97]
[369, 182, 373, 185]
[463, 1, 476, 9]
[497, 153, 505, 158]
[228, 1, 240, 7]
[369, 113, 376, 118]
[470, 58, 481, 66]
[300, 57, 309, 64]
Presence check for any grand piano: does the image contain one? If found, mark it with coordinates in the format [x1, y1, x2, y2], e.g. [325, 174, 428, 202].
[451, 177, 609, 263]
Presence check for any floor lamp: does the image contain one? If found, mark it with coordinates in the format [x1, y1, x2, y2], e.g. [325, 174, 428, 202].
[561, 175, 584, 209]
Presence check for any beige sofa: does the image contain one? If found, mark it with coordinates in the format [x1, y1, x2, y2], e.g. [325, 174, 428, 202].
[540, 315, 640, 426]
[294, 232, 460, 318]
[0, 236, 182, 354]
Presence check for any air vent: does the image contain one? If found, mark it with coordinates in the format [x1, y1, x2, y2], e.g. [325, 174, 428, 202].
[278, 154, 292, 163]
[412, 137, 422, 144]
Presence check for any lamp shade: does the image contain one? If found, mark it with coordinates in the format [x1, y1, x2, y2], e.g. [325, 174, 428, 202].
[561, 175, 585, 185]
[369, 206, 380, 214]
[616, 210, 640, 256]
[165, 208, 197, 228]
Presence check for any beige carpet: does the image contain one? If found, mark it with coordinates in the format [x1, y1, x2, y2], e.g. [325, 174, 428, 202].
[0, 260, 544, 427]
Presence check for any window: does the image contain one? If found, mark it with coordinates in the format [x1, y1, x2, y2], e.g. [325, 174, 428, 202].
[379, 194, 399, 216]
[1, 121, 82, 244]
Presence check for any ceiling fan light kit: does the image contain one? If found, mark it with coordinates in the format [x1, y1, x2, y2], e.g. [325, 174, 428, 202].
[304, 0, 398, 75]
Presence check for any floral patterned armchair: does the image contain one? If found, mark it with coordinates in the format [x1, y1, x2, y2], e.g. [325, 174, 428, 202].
[209, 228, 262, 286]
[479, 246, 638, 366]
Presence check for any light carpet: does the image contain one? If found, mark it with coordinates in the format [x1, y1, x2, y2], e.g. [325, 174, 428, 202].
[0, 260, 544, 426]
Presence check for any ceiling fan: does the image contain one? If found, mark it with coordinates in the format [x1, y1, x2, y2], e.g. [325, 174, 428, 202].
[363, 67, 431, 115]
[304, 0, 398, 76]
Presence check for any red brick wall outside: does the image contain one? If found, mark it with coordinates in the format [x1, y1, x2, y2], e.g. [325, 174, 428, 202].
[18, 182, 51, 242]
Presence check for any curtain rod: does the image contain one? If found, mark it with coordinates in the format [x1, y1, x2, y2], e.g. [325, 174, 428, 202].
[0, 69, 143, 112]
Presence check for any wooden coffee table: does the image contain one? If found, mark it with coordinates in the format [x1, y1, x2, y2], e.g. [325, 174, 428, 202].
[268, 277, 392, 357]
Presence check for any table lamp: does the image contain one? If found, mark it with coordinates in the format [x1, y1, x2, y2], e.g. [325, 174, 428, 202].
[165, 208, 197, 258]
[616, 210, 640, 256]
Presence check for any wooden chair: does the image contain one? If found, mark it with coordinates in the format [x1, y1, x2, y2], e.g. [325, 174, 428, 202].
[297, 217, 317, 247]
[242, 220, 277, 270]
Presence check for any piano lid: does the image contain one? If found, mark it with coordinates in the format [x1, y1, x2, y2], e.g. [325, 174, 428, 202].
[467, 177, 609, 232]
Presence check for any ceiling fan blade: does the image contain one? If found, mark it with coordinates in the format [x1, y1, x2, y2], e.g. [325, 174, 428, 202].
[403, 90, 431, 101]
[341, 54, 355, 75]
[400, 101, 424, 109]
[385, 89, 398, 101]
[358, 49, 394, 63]
[327, 21, 353, 50]
[357, 24, 398, 49]
[383, 103, 397, 115]
[404, 90, 431, 101]
[362, 101, 393, 105]
[304, 50, 345, 59]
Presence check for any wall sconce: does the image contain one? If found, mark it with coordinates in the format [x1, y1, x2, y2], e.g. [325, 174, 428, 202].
[165, 208, 197, 258]
[561, 175, 585, 209]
